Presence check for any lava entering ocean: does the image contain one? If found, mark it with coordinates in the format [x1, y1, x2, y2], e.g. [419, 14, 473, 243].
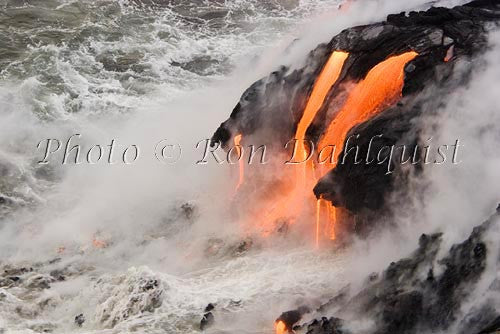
[231, 51, 418, 246]
[275, 320, 287, 334]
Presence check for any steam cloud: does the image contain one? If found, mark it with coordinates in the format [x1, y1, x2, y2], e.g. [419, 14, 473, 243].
[0, 0, 498, 333]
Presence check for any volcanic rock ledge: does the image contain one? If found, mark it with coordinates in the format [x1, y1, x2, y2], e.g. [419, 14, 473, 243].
[211, 0, 500, 234]
[286, 208, 499, 334]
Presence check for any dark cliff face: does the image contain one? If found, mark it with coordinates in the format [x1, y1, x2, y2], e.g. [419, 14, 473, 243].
[211, 1, 500, 235]
[283, 211, 499, 334]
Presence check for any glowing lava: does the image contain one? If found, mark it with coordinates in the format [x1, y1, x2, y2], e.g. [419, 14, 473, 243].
[275, 320, 287, 334]
[315, 198, 337, 245]
[318, 51, 419, 169]
[327, 201, 336, 240]
[234, 134, 244, 192]
[235, 51, 418, 245]
[315, 51, 418, 238]
[263, 51, 348, 234]
[247, 51, 348, 235]
[316, 199, 321, 247]
[295, 51, 349, 184]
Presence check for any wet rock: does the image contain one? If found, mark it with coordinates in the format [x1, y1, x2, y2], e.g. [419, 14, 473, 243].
[231, 238, 253, 256]
[141, 279, 158, 291]
[317, 287, 350, 314]
[204, 303, 215, 312]
[75, 313, 85, 327]
[24, 274, 55, 290]
[199, 303, 216, 330]
[180, 202, 196, 220]
[299, 210, 499, 334]
[97, 51, 145, 73]
[3, 266, 32, 276]
[15, 304, 39, 318]
[476, 316, 500, 334]
[304, 317, 346, 334]
[276, 306, 311, 331]
[171, 55, 224, 76]
[0, 277, 16, 288]
[367, 272, 379, 282]
[211, 1, 500, 236]
[48, 258, 62, 265]
[49, 270, 66, 282]
[200, 311, 214, 330]
[460, 305, 499, 334]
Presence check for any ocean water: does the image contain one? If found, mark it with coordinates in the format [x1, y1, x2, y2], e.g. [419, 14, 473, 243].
[0, 1, 350, 333]
[0, 0, 347, 116]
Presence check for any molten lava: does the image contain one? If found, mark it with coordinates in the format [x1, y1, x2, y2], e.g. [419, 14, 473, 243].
[318, 51, 418, 169]
[316, 199, 321, 247]
[315, 198, 336, 244]
[235, 51, 418, 245]
[293, 51, 347, 246]
[315, 51, 418, 238]
[275, 320, 287, 334]
[234, 134, 244, 192]
[249, 51, 348, 234]
[295, 51, 349, 174]
[327, 201, 336, 239]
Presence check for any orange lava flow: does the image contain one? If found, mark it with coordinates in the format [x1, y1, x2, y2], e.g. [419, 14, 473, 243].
[315, 51, 418, 239]
[234, 134, 244, 191]
[294, 51, 348, 242]
[316, 199, 321, 248]
[295, 51, 348, 185]
[275, 320, 287, 334]
[250, 51, 348, 234]
[316, 199, 336, 246]
[327, 202, 336, 240]
[319, 51, 419, 170]
[239, 51, 418, 245]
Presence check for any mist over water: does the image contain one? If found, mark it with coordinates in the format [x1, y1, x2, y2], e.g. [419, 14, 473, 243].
[0, 0, 497, 333]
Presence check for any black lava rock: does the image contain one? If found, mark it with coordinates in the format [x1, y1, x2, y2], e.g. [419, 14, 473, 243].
[300, 210, 498, 334]
[75, 313, 85, 327]
[276, 306, 311, 330]
[477, 316, 500, 334]
[211, 1, 500, 236]
[200, 312, 214, 330]
[204, 303, 215, 312]
[304, 317, 346, 334]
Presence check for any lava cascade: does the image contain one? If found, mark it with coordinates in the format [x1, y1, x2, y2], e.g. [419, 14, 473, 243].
[234, 51, 418, 244]
[315, 51, 418, 237]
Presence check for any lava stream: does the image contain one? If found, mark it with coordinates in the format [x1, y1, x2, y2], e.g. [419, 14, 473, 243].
[318, 51, 419, 171]
[316, 51, 418, 236]
[275, 320, 287, 334]
[295, 51, 349, 185]
[234, 134, 244, 192]
[255, 51, 348, 234]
